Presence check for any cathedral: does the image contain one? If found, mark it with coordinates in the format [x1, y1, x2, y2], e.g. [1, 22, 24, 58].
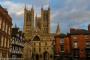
[23, 6, 54, 60]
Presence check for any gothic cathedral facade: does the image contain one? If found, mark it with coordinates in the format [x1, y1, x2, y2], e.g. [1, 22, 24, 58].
[23, 6, 54, 60]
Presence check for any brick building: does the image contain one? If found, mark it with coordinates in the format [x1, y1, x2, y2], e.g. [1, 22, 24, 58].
[54, 24, 90, 60]
[54, 24, 61, 56]
[0, 5, 12, 58]
[67, 28, 90, 60]
[54, 24, 66, 60]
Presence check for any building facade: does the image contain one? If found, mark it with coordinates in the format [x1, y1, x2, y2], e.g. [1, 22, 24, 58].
[23, 6, 53, 60]
[54, 24, 90, 60]
[54, 24, 67, 60]
[10, 27, 24, 59]
[0, 5, 12, 58]
[54, 24, 61, 56]
[67, 28, 90, 60]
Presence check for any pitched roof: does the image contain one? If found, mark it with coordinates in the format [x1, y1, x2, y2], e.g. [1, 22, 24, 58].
[69, 28, 90, 35]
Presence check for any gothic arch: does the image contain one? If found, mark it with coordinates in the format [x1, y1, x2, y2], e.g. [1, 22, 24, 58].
[33, 36, 40, 41]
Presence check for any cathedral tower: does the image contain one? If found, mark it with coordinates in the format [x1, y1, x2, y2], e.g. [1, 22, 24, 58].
[24, 6, 35, 40]
[41, 7, 50, 33]
[24, 6, 34, 34]
[24, 6, 53, 60]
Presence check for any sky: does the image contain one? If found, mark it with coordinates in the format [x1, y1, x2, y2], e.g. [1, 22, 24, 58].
[0, 0, 90, 33]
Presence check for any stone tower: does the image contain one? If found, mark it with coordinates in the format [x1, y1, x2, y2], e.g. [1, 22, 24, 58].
[24, 6, 34, 40]
[23, 6, 53, 60]
[41, 7, 50, 33]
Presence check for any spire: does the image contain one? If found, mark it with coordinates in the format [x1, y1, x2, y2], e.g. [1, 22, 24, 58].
[24, 0, 27, 10]
[41, 6, 43, 11]
[41, 1, 43, 11]
[31, 5, 34, 16]
[15, 23, 17, 28]
[56, 24, 60, 35]
[48, 6, 50, 10]
[25, 4, 26, 10]
[31, 5, 34, 11]
[48, 0, 50, 10]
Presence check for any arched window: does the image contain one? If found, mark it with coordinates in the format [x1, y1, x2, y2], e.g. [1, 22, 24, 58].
[33, 36, 40, 41]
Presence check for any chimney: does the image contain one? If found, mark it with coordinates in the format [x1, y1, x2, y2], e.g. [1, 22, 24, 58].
[88, 24, 90, 32]
[70, 28, 76, 33]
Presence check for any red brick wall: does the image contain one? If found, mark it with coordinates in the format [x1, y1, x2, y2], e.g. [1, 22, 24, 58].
[55, 36, 61, 55]
[78, 35, 86, 58]
[64, 37, 71, 54]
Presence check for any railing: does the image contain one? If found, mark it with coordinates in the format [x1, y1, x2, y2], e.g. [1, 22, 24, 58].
[10, 50, 23, 54]
[0, 58, 24, 60]
[12, 41, 24, 47]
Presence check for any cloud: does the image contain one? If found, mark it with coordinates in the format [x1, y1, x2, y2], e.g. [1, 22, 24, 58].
[1, 0, 90, 33]
[50, 0, 90, 33]
[0, 0, 50, 17]
[0, 1, 25, 16]
[0, 0, 50, 30]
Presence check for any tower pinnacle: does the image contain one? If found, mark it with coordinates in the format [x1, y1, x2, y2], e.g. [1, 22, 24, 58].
[24, 0, 27, 10]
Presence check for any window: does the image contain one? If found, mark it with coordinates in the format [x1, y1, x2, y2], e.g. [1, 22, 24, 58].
[33, 36, 40, 41]
[4, 37, 6, 48]
[2, 21, 5, 31]
[0, 37, 1, 47]
[47, 48, 48, 49]
[7, 39, 9, 48]
[0, 17, 2, 29]
[5, 24, 8, 33]
[39, 48, 41, 52]
[86, 49, 90, 57]
[39, 43, 41, 46]
[60, 39, 64, 43]
[8, 27, 11, 35]
[33, 48, 35, 52]
[86, 41, 90, 48]
[73, 49, 79, 58]
[14, 46, 15, 50]
[12, 55, 17, 58]
[34, 43, 35, 46]
[61, 45, 64, 52]
[85, 35, 88, 39]
[73, 36, 77, 39]
[1, 36, 3, 47]
[45, 42, 47, 46]
[73, 42, 78, 48]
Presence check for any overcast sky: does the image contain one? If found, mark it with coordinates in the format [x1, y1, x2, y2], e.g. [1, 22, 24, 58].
[0, 0, 90, 33]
